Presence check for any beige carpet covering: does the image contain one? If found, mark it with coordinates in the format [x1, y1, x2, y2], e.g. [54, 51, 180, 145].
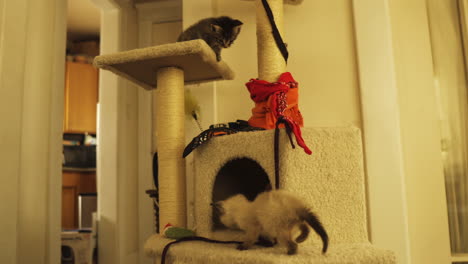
[144, 234, 396, 264]
[193, 127, 369, 245]
[93, 39, 235, 90]
[241, 0, 303, 5]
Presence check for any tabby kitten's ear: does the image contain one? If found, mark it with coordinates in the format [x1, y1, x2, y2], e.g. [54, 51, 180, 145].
[232, 20, 243, 36]
[211, 24, 223, 33]
[233, 25, 242, 36]
[232, 19, 243, 26]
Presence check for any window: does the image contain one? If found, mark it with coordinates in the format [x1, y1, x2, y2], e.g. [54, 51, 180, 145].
[427, 0, 468, 261]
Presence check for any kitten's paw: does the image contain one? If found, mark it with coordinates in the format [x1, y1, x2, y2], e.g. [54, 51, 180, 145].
[237, 244, 249, 251]
[287, 242, 298, 255]
[256, 236, 276, 247]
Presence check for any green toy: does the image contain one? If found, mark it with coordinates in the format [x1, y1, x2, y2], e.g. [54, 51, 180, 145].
[163, 223, 195, 239]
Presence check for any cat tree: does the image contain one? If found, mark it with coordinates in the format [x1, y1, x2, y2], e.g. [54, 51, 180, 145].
[94, 0, 396, 263]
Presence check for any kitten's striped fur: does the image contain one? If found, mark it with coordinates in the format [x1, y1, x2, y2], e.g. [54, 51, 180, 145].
[177, 16, 243, 61]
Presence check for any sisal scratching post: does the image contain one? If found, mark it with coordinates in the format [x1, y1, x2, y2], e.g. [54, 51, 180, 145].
[155, 67, 186, 231]
[256, 0, 286, 82]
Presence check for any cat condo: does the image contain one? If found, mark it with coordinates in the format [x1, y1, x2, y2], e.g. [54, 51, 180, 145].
[94, 0, 396, 263]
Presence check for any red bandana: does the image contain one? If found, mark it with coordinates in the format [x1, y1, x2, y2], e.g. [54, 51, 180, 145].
[246, 72, 311, 155]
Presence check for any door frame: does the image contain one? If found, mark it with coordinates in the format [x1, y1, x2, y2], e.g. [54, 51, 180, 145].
[92, 0, 141, 263]
[353, 0, 451, 263]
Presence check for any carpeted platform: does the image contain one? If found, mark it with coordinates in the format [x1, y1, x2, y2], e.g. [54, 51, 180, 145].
[144, 234, 396, 264]
[241, 0, 304, 5]
[93, 39, 235, 90]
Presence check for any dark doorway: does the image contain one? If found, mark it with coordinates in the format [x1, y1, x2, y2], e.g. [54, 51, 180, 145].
[211, 157, 271, 230]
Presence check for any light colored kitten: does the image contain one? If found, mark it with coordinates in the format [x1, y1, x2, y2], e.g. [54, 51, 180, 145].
[217, 189, 328, 255]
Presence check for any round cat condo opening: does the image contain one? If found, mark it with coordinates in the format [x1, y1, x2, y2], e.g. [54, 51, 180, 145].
[211, 157, 271, 230]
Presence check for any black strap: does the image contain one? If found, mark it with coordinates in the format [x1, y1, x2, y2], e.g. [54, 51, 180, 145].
[274, 117, 295, 189]
[183, 121, 264, 158]
[161, 236, 242, 264]
[261, 0, 289, 63]
[152, 153, 160, 233]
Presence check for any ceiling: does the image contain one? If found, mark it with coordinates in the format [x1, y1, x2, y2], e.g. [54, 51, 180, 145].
[67, 0, 101, 41]
[66, 0, 165, 42]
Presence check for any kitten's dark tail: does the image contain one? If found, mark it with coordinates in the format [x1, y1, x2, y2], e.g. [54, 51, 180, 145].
[295, 223, 310, 243]
[299, 209, 329, 254]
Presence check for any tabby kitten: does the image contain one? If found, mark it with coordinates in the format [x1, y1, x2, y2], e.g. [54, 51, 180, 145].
[177, 16, 243, 61]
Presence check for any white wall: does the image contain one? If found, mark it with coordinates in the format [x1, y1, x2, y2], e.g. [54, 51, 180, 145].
[208, 1, 362, 128]
[353, 0, 452, 263]
[286, 1, 362, 127]
[182, 0, 219, 132]
[387, 0, 451, 263]
[182, 0, 358, 135]
[353, 1, 412, 262]
[0, 0, 66, 263]
[211, 1, 258, 124]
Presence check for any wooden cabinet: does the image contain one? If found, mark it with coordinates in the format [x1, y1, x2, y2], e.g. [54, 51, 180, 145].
[62, 171, 97, 229]
[62, 61, 98, 229]
[64, 61, 98, 133]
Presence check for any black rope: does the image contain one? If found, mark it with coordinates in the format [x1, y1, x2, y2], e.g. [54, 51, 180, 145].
[161, 236, 242, 264]
[274, 122, 281, 189]
[274, 117, 295, 189]
[261, 0, 289, 63]
[152, 153, 160, 233]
